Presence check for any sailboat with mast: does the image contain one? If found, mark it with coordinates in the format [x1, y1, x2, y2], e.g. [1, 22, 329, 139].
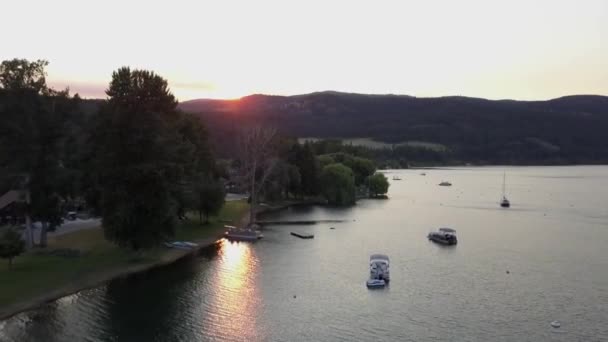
[500, 171, 510, 208]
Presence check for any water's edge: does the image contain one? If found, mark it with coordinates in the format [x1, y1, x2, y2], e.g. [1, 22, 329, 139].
[0, 200, 304, 321]
[0, 234, 224, 321]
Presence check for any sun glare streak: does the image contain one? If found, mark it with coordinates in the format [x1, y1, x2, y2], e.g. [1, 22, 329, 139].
[205, 240, 262, 340]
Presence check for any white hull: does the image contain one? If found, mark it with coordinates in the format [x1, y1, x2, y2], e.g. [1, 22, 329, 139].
[366, 279, 386, 288]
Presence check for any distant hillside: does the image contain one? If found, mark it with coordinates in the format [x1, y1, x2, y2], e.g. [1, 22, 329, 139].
[179, 92, 608, 164]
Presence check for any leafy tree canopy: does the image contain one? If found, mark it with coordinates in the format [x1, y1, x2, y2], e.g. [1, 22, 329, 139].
[0, 59, 49, 94]
[367, 173, 390, 197]
[191, 175, 225, 224]
[0, 229, 25, 269]
[320, 163, 356, 206]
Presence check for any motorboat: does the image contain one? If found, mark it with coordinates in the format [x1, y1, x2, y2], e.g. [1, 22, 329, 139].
[392, 176, 402, 181]
[438, 181, 452, 186]
[420, 172, 426, 176]
[428, 227, 458, 245]
[224, 225, 263, 241]
[369, 254, 390, 282]
[366, 279, 386, 288]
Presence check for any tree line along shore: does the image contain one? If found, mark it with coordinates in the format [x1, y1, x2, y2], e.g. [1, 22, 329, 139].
[0, 59, 389, 318]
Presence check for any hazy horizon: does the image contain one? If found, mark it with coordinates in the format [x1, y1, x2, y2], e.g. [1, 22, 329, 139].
[3, 0, 607, 101]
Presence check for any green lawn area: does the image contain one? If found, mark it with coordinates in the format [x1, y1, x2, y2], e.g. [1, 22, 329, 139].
[0, 200, 248, 311]
[175, 199, 249, 241]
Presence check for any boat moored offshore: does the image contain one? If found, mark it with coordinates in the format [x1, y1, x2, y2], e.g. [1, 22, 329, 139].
[428, 227, 458, 245]
[366, 254, 390, 288]
[500, 197, 510, 208]
[369, 254, 390, 282]
[500, 171, 511, 208]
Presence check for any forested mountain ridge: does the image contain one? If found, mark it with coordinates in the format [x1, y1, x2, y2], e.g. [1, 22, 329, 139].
[13, 91, 603, 165]
[179, 92, 608, 165]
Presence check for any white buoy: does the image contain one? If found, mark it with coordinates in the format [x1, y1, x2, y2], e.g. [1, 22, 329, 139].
[550, 321, 561, 328]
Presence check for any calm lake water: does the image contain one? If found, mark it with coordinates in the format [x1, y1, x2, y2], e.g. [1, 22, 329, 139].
[2, 166, 608, 342]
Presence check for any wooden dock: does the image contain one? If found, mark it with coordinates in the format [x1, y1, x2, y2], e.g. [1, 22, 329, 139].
[290, 232, 314, 239]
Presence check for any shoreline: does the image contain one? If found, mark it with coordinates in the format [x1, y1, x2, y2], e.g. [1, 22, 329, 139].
[0, 199, 306, 321]
[0, 234, 224, 321]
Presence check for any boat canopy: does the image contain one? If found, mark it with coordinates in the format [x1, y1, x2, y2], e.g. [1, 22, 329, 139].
[370, 254, 389, 263]
[439, 227, 456, 233]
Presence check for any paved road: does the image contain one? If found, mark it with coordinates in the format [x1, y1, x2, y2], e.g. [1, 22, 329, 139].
[51, 218, 101, 237]
[226, 193, 248, 201]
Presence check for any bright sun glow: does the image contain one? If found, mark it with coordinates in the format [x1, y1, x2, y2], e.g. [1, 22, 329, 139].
[2, 0, 607, 100]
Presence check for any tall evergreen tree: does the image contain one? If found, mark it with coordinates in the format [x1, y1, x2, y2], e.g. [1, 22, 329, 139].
[288, 143, 319, 196]
[0, 59, 77, 248]
[93, 68, 183, 249]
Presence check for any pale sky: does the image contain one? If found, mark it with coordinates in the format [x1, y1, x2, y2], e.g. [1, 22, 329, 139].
[2, 0, 607, 100]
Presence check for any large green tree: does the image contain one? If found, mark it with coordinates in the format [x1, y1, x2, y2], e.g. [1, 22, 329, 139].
[287, 142, 319, 196]
[317, 154, 335, 169]
[328, 153, 375, 186]
[286, 164, 301, 198]
[93, 67, 185, 249]
[0, 229, 25, 269]
[367, 173, 390, 197]
[173, 113, 215, 219]
[0, 59, 79, 248]
[320, 163, 356, 206]
[0, 59, 49, 93]
[262, 160, 296, 201]
[191, 175, 225, 224]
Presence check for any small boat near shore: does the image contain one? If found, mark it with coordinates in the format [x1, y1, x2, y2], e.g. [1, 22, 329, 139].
[392, 175, 402, 181]
[428, 227, 458, 245]
[164, 241, 198, 250]
[224, 225, 263, 241]
[439, 181, 452, 186]
[291, 232, 314, 239]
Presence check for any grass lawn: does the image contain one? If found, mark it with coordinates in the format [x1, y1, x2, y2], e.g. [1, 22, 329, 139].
[0, 200, 248, 312]
[175, 199, 249, 241]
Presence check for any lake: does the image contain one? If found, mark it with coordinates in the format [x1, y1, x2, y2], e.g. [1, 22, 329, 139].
[1, 166, 607, 341]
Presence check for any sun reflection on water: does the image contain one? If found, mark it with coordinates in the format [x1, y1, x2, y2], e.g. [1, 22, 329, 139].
[205, 239, 262, 341]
